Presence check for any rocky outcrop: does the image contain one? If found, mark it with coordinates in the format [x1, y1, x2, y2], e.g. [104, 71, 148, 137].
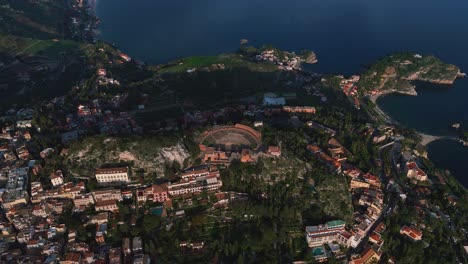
[303, 51, 318, 64]
[66, 136, 191, 177]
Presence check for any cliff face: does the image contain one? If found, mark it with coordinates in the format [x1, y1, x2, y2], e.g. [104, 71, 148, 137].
[359, 53, 461, 93]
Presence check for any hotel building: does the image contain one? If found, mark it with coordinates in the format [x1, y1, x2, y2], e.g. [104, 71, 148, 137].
[95, 167, 130, 183]
[305, 220, 346, 247]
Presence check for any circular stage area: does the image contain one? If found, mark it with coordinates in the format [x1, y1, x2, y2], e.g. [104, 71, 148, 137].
[199, 124, 262, 150]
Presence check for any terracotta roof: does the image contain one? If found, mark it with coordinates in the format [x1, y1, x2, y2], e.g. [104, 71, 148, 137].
[406, 161, 418, 170]
[416, 168, 427, 177]
[215, 192, 228, 201]
[375, 222, 386, 233]
[358, 248, 380, 264]
[363, 173, 378, 181]
[340, 231, 352, 239]
[27, 239, 38, 245]
[400, 225, 422, 240]
[307, 144, 322, 153]
[65, 252, 81, 262]
[268, 146, 280, 152]
[152, 184, 167, 193]
[369, 232, 381, 242]
[95, 199, 117, 207]
[92, 188, 121, 195]
[241, 149, 250, 156]
[95, 167, 128, 174]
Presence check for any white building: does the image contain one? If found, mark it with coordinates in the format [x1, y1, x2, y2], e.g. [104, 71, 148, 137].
[95, 167, 130, 183]
[168, 173, 222, 196]
[253, 121, 264, 127]
[95, 200, 119, 212]
[50, 170, 64, 187]
[16, 120, 32, 129]
[180, 165, 210, 180]
[305, 220, 346, 247]
[405, 162, 427, 181]
[73, 194, 94, 207]
[92, 188, 123, 202]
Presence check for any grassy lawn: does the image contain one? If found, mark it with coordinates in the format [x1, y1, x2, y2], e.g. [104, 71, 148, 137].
[159, 54, 279, 74]
[158, 56, 220, 73]
[21, 39, 78, 55]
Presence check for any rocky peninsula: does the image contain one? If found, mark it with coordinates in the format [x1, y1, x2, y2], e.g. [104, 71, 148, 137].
[359, 52, 463, 97]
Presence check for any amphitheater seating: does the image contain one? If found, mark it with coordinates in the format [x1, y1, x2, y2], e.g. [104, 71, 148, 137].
[199, 124, 262, 150]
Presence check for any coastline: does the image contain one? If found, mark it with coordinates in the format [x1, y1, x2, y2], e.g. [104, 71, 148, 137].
[88, 0, 466, 189]
[369, 88, 467, 189]
[370, 88, 462, 144]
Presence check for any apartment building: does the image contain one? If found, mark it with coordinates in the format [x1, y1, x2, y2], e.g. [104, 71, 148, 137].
[95, 167, 130, 183]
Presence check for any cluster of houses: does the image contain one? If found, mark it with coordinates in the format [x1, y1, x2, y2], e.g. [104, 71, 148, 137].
[0, 106, 228, 262]
[255, 49, 303, 71]
[345, 166, 385, 251]
[305, 137, 389, 262]
[69, 0, 99, 43]
[306, 143, 343, 174]
[1, 167, 30, 210]
[91, 164, 224, 199]
[370, 125, 430, 184]
[331, 75, 361, 109]
[304, 123, 436, 263]
[96, 68, 120, 86]
[61, 97, 142, 143]
[0, 109, 34, 163]
[0, 161, 227, 262]
[59, 233, 148, 264]
[0, 169, 80, 262]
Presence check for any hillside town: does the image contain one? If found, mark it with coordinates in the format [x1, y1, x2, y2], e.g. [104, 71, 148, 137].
[0, 0, 467, 263]
[0, 85, 464, 262]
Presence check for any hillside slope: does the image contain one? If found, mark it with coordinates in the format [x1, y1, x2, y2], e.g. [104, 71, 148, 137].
[65, 135, 191, 178]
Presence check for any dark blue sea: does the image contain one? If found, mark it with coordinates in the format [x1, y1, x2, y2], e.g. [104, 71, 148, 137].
[95, 0, 468, 187]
